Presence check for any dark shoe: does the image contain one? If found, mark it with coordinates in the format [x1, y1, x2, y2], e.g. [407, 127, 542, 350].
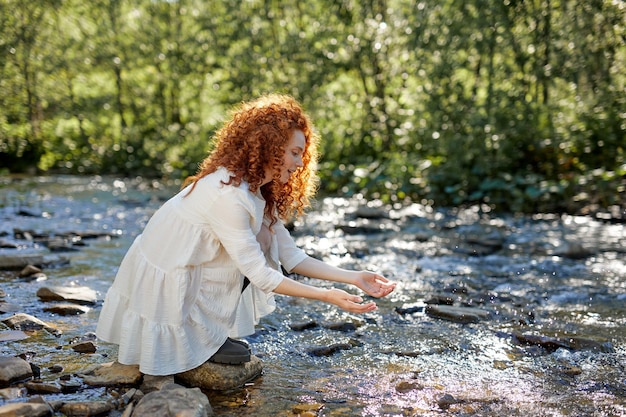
[228, 337, 251, 353]
[209, 338, 251, 365]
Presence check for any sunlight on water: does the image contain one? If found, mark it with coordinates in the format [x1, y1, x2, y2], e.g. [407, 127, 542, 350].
[1, 177, 624, 416]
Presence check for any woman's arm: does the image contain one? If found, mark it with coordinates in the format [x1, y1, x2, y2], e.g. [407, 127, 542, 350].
[290, 256, 396, 298]
[272, 276, 378, 314]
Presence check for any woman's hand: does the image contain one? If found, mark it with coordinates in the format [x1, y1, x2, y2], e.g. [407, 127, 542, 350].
[324, 288, 379, 314]
[353, 271, 396, 298]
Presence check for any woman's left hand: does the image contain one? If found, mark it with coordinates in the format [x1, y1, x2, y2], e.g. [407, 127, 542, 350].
[353, 271, 396, 298]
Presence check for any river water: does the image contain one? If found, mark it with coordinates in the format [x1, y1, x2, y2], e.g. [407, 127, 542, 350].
[1, 175, 625, 416]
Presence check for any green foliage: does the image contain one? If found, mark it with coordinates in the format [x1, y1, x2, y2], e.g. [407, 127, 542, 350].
[0, 0, 624, 213]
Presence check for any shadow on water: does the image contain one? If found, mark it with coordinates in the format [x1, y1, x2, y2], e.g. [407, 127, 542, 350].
[1, 175, 625, 416]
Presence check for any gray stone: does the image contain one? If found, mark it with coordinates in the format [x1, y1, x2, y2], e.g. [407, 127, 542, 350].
[1, 313, 59, 335]
[59, 400, 113, 416]
[425, 305, 491, 324]
[43, 303, 90, 315]
[131, 384, 212, 417]
[0, 402, 52, 417]
[36, 286, 97, 305]
[79, 361, 142, 387]
[176, 356, 263, 391]
[0, 356, 33, 388]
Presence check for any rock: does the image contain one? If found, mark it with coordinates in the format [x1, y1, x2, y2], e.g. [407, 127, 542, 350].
[1, 313, 59, 335]
[0, 356, 33, 388]
[336, 223, 384, 235]
[0, 387, 28, 400]
[176, 356, 263, 391]
[437, 393, 462, 410]
[48, 364, 64, 374]
[72, 341, 97, 353]
[292, 402, 324, 415]
[395, 380, 423, 393]
[24, 381, 62, 394]
[354, 205, 390, 219]
[0, 254, 69, 270]
[552, 242, 594, 259]
[395, 303, 425, 315]
[513, 332, 613, 353]
[36, 286, 97, 306]
[60, 400, 113, 416]
[43, 303, 90, 315]
[424, 294, 455, 305]
[59, 378, 82, 393]
[141, 375, 175, 394]
[131, 383, 213, 417]
[307, 343, 353, 357]
[79, 361, 142, 387]
[0, 301, 22, 314]
[289, 320, 319, 331]
[0, 402, 53, 417]
[18, 264, 42, 277]
[0, 330, 30, 342]
[322, 320, 360, 332]
[425, 305, 491, 324]
[0, 238, 19, 249]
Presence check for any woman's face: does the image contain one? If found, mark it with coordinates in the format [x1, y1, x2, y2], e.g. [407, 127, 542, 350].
[265, 129, 305, 185]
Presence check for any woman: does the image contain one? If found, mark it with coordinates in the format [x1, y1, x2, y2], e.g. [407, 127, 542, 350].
[96, 94, 396, 376]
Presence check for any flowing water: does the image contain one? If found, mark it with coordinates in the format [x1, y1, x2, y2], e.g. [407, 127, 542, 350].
[1, 175, 625, 416]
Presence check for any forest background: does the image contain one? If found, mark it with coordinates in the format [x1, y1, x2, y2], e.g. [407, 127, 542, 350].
[1, 0, 624, 214]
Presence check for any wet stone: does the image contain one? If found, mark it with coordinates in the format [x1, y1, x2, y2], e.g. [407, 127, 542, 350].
[322, 320, 360, 332]
[0, 301, 21, 314]
[0, 356, 33, 388]
[395, 380, 424, 393]
[24, 380, 62, 394]
[425, 305, 491, 324]
[0, 330, 29, 342]
[36, 285, 97, 306]
[424, 294, 455, 305]
[438, 393, 462, 410]
[289, 320, 319, 331]
[79, 361, 142, 387]
[0, 402, 53, 417]
[176, 356, 263, 391]
[395, 303, 425, 315]
[1, 313, 59, 335]
[48, 364, 64, 373]
[43, 303, 90, 316]
[307, 343, 353, 357]
[131, 383, 213, 417]
[292, 402, 324, 414]
[141, 375, 175, 394]
[60, 400, 114, 417]
[0, 238, 19, 249]
[0, 387, 28, 400]
[71, 341, 97, 354]
[513, 332, 613, 353]
[18, 264, 42, 277]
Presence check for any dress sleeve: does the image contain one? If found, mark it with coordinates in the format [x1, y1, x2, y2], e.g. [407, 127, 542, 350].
[203, 188, 285, 293]
[273, 220, 308, 273]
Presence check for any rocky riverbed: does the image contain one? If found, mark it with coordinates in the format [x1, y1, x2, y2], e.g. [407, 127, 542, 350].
[0, 175, 625, 416]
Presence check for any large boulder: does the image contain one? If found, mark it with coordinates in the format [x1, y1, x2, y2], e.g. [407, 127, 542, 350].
[131, 383, 212, 417]
[176, 356, 263, 391]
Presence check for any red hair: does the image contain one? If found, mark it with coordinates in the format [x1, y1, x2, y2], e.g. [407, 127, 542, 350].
[183, 94, 320, 226]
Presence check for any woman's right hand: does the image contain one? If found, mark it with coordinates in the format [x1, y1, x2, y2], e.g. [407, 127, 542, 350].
[324, 287, 378, 313]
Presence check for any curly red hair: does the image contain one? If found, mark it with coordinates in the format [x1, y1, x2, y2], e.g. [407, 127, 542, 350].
[183, 94, 320, 226]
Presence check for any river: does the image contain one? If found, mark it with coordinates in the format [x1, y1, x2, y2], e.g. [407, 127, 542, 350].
[1, 175, 625, 416]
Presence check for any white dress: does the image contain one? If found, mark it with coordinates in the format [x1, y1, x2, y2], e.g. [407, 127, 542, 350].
[95, 168, 307, 375]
